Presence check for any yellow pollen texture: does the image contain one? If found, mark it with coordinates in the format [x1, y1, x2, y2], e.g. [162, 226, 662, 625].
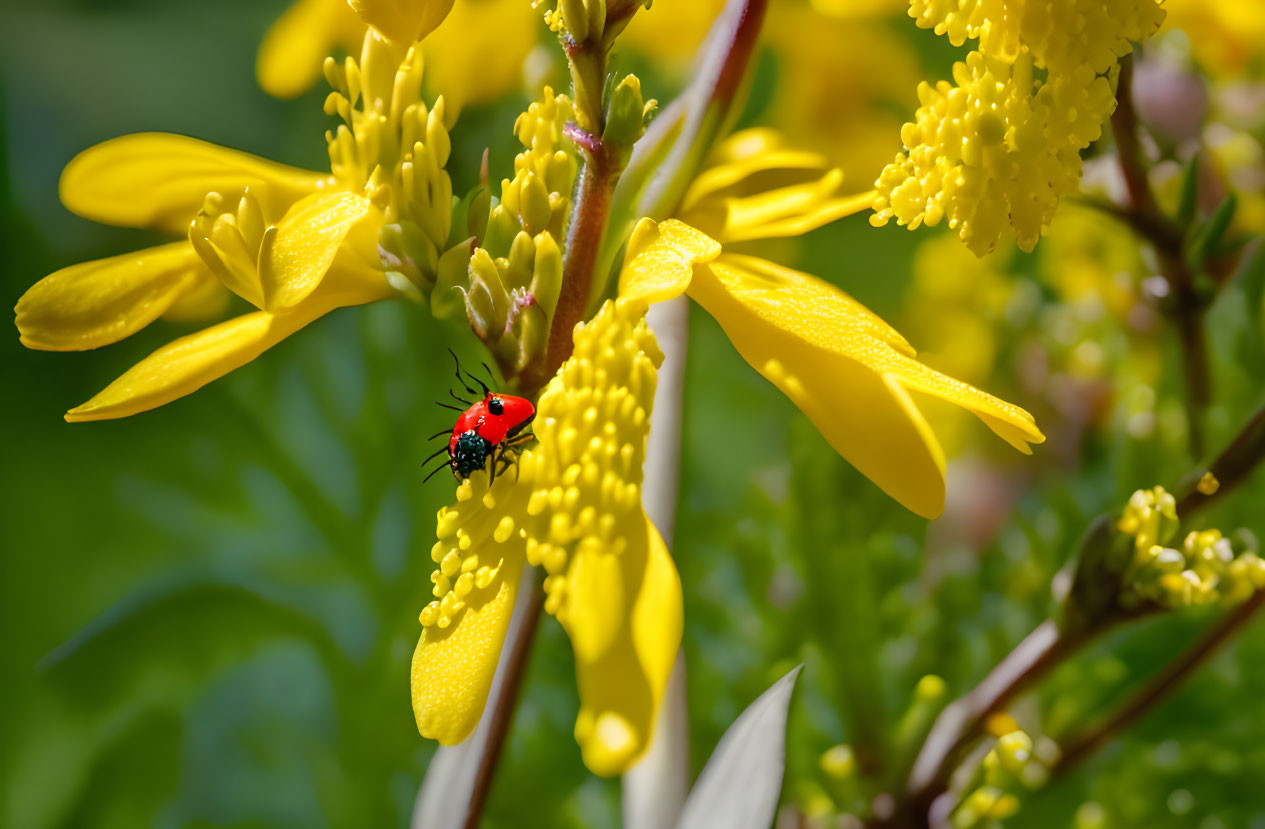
[526, 299, 663, 622]
[871, 0, 1165, 255]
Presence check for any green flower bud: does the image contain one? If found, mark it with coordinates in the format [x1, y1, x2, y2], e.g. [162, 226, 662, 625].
[529, 231, 563, 321]
[513, 303, 549, 374]
[507, 231, 537, 292]
[519, 171, 553, 236]
[819, 744, 855, 781]
[603, 74, 650, 150]
[431, 240, 474, 320]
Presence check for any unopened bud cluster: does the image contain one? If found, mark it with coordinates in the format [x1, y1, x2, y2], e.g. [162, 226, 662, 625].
[323, 33, 456, 300]
[542, 0, 649, 48]
[1114, 485, 1265, 610]
[441, 89, 578, 379]
[952, 731, 1049, 829]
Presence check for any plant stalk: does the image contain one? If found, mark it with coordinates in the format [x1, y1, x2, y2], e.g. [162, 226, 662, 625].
[1055, 590, 1265, 775]
[1110, 55, 1211, 456]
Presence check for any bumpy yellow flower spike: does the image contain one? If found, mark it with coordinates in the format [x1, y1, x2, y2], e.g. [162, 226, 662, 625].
[15, 30, 455, 421]
[413, 273, 685, 775]
[871, 0, 1166, 255]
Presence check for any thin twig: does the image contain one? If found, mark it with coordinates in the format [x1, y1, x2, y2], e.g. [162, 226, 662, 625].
[890, 621, 1085, 825]
[1110, 55, 1211, 456]
[1055, 590, 1265, 774]
[1175, 403, 1265, 517]
[461, 581, 545, 829]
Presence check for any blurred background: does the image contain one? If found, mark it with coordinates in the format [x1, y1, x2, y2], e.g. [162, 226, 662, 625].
[3, 1, 1265, 827]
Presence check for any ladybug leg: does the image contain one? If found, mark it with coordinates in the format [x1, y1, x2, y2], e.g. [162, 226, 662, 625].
[487, 445, 499, 487]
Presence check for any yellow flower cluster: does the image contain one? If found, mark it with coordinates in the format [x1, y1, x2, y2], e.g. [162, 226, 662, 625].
[455, 89, 578, 372]
[413, 298, 680, 776]
[872, 0, 1165, 255]
[1116, 486, 1265, 610]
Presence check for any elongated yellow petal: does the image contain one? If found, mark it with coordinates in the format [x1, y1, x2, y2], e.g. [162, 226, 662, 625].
[60, 133, 326, 235]
[63, 251, 392, 422]
[64, 307, 323, 422]
[618, 218, 721, 308]
[16, 242, 212, 351]
[348, 0, 455, 43]
[678, 129, 871, 243]
[261, 191, 374, 312]
[570, 515, 682, 777]
[412, 473, 531, 745]
[257, 0, 363, 99]
[160, 272, 231, 323]
[524, 300, 683, 775]
[687, 254, 1044, 518]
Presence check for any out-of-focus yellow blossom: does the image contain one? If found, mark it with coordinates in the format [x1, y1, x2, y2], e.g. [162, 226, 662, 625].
[413, 245, 694, 774]
[15, 31, 454, 421]
[349, 0, 454, 44]
[872, 0, 1166, 255]
[764, 3, 920, 184]
[258, 0, 536, 107]
[1115, 486, 1265, 610]
[619, 0, 727, 64]
[1162, 0, 1265, 77]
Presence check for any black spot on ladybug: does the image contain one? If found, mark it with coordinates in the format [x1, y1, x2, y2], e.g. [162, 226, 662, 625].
[451, 430, 495, 479]
[487, 396, 504, 416]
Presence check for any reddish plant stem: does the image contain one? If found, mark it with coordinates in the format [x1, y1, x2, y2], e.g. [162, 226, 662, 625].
[1055, 590, 1265, 775]
[1110, 55, 1211, 456]
[462, 583, 545, 829]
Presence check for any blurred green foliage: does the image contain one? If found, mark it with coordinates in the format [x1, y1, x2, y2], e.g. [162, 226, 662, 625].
[3, 2, 1265, 828]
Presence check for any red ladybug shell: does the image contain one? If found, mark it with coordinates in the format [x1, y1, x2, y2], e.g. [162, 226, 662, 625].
[448, 393, 536, 454]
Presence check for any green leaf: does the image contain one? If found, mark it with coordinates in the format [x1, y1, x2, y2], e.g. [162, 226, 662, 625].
[41, 581, 342, 713]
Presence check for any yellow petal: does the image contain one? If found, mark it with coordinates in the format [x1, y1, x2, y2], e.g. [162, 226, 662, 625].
[412, 471, 531, 744]
[617, 218, 721, 308]
[568, 515, 683, 777]
[687, 255, 1044, 519]
[60, 133, 326, 235]
[423, 0, 536, 109]
[16, 242, 211, 351]
[348, 0, 455, 43]
[257, 0, 364, 99]
[261, 191, 374, 312]
[160, 272, 232, 323]
[63, 308, 323, 422]
[62, 245, 393, 422]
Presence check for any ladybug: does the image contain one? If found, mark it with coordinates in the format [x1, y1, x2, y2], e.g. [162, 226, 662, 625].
[423, 350, 535, 483]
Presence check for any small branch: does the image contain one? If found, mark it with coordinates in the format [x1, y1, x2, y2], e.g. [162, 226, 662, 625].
[462, 582, 544, 829]
[1111, 55, 1211, 456]
[1175, 403, 1265, 517]
[1054, 590, 1265, 775]
[531, 39, 613, 391]
[894, 620, 1086, 825]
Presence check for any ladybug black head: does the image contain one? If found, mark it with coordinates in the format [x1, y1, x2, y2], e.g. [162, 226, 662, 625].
[487, 396, 504, 416]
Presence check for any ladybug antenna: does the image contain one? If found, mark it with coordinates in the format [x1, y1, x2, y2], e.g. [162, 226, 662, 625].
[426, 428, 449, 441]
[434, 400, 464, 413]
[420, 444, 449, 466]
[422, 462, 452, 483]
[449, 388, 472, 407]
[447, 348, 487, 397]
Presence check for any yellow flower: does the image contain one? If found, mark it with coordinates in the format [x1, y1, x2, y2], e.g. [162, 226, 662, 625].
[257, 0, 537, 109]
[631, 131, 1044, 518]
[15, 31, 453, 421]
[871, 0, 1166, 255]
[348, 0, 455, 44]
[413, 293, 682, 776]
[1162, 0, 1265, 78]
